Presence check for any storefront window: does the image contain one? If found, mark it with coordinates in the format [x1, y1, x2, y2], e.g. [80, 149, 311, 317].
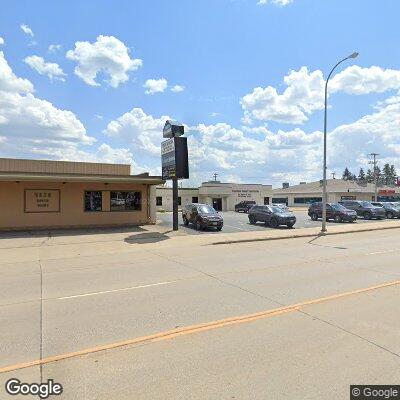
[293, 197, 322, 204]
[192, 196, 198, 203]
[110, 191, 141, 211]
[85, 191, 102, 212]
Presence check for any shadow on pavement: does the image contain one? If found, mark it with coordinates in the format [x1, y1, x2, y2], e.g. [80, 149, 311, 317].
[124, 232, 171, 244]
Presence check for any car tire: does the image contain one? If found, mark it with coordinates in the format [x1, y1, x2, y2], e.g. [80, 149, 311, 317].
[334, 215, 342, 223]
[183, 216, 189, 226]
[269, 218, 278, 228]
[311, 213, 318, 221]
[364, 212, 372, 220]
[216, 227, 222, 231]
[249, 216, 256, 224]
[195, 220, 202, 230]
[287, 223, 294, 228]
[387, 212, 394, 219]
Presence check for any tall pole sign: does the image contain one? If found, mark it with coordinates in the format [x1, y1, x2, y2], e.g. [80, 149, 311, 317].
[161, 120, 189, 231]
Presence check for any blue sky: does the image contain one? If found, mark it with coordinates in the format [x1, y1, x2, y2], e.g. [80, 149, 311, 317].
[1, 0, 400, 186]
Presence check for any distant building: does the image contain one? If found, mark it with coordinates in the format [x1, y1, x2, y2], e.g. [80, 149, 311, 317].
[156, 182, 273, 211]
[272, 179, 400, 206]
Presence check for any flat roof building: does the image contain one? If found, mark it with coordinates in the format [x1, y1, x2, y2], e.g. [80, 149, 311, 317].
[156, 182, 273, 211]
[272, 179, 400, 206]
[0, 158, 164, 230]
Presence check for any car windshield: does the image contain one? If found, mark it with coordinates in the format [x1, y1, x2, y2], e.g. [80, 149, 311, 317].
[271, 206, 286, 213]
[331, 203, 347, 211]
[361, 201, 374, 208]
[198, 205, 216, 214]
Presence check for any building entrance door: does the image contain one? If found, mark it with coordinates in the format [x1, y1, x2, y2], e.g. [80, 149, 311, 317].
[212, 198, 222, 211]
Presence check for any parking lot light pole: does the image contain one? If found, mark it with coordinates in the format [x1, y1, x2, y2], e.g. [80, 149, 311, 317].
[322, 52, 359, 233]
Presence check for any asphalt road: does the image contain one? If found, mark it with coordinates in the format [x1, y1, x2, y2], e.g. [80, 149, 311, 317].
[0, 228, 399, 399]
[157, 210, 388, 234]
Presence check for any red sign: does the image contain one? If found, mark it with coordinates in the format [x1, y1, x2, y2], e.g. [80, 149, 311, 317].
[379, 189, 396, 195]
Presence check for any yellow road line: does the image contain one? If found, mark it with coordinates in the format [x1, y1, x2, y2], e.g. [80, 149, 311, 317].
[1, 279, 399, 374]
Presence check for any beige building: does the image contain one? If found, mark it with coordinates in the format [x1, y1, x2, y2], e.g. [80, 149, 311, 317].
[272, 179, 400, 206]
[156, 182, 273, 212]
[0, 158, 163, 230]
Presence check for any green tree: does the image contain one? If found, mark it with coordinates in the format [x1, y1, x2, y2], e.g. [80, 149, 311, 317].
[342, 167, 352, 180]
[383, 163, 392, 185]
[358, 168, 366, 182]
[366, 169, 374, 183]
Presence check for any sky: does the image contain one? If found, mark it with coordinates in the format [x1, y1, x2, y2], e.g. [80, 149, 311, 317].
[1, 0, 400, 187]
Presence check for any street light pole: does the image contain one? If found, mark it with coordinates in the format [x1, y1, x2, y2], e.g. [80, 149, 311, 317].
[321, 52, 359, 233]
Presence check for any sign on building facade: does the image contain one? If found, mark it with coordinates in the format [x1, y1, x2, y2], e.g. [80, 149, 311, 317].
[24, 189, 60, 213]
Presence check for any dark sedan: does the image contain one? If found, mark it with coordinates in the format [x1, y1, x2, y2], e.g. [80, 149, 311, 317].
[248, 205, 296, 228]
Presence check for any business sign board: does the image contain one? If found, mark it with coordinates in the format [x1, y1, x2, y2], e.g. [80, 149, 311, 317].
[163, 120, 185, 138]
[24, 189, 60, 213]
[161, 137, 189, 180]
[379, 189, 396, 195]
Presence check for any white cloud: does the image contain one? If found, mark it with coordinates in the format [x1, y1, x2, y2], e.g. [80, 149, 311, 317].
[0, 37, 4, 46]
[0, 51, 95, 159]
[144, 78, 168, 95]
[105, 107, 169, 156]
[330, 65, 400, 95]
[242, 65, 400, 125]
[242, 67, 325, 124]
[0, 51, 33, 93]
[24, 55, 66, 81]
[170, 84, 185, 93]
[20, 24, 34, 37]
[48, 44, 62, 53]
[66, 35, 142, 88]
[258, 0, 293, 6]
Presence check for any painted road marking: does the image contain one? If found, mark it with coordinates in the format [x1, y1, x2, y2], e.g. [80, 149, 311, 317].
[366, 248, 400, 256]
[57, 280, 179, 300]
[1, 279, 399, 374]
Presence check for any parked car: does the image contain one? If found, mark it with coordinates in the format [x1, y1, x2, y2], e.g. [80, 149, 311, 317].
[274, 203, 289, 211]
[235, 200, 256, 213]
[308, 202, 357, 223]
[182, 203, 223, 230]
[371, 202, 400, 219]
[338, 200, 386, 220]
[248, 205, 296, 228]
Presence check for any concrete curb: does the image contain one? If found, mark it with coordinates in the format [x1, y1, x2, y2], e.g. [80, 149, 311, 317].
[209, 223, 400, 245]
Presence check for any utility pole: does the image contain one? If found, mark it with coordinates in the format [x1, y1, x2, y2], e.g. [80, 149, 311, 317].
[368, 153, 379, 202]
[213, 173, 218, 182]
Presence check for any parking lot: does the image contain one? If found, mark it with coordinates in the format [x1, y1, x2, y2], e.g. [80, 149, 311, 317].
[157, 209, 389, 234]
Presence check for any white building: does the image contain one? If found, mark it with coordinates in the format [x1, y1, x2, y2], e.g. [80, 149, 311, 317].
[156, 181, 273, 212]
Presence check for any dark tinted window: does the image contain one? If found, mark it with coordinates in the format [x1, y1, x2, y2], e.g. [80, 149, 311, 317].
[156, 196, 162, 206]
[85, 191, 102, 212]
[110, 191, 141, 211]
[192, 197, 198, 203]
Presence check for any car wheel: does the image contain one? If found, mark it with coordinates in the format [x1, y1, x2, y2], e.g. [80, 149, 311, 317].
[249, 216, 256, 224]
[216, 226, 222, 231]
[195, 220, 202, 230]
[387, 212, 394, 219]
[183, 216, 189, 226]
[334, 215, 342, 223]
[311, 213, 318, 221]
[364, 212, 372, 220]
[287, 223, 294, 228]
[269, 218, 278, 228]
